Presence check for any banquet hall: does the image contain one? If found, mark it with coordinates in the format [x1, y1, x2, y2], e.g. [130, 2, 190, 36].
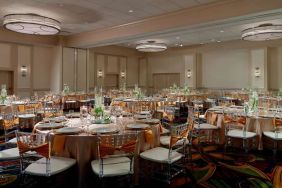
[1, 0, 282, 187]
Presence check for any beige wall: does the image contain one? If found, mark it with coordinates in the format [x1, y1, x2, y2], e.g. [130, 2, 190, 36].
[1, 37, 282, 97]
[50, 45, 63, 93]
[91, 45, 142, 89]
[0, 42, 57, 97]
[33, 46, 52, 91]
[143, 39, 282, 92]
[0, 43, 12, 69]
[200, 49, 250, 89]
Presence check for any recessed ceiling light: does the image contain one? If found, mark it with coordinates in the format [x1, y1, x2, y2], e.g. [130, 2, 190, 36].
[129, 10, 134, 13]
[220, 30, 224, 33]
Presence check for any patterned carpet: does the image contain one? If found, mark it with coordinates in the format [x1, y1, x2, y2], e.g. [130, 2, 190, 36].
[137, 140, 281, 188]
[1, 142, 282, 188]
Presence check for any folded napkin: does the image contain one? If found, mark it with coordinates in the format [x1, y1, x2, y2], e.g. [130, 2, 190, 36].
[18, 105, 25, 113]
[144, 129, 154, 145]
[210, 113, 218, 125]
[99, 140, 137, 157]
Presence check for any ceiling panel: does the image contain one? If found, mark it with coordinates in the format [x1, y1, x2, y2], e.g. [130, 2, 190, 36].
[0, 0, 221, 34]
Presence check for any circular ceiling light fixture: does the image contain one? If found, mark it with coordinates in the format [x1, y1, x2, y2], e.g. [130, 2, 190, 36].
[242, 23, 282, 41]
[136, 41, 167, 52]
[3, 14, 61, 35]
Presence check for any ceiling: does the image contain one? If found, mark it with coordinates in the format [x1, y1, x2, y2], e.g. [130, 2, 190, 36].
[1, 0, 282, 49]
[0, 0, 219, 34]
[117, 9, 282, 49]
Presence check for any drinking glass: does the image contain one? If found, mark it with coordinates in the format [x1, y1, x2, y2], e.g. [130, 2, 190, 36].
[68, 109, 74, 119]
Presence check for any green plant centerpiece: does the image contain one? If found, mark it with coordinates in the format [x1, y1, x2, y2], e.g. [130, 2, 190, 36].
[170, 83, 179, 94]
[133, 84, 143, 100]
[248, 90, 258, 113]
[62, 84, 70, 96]
[0, 85, 7, 104]
[278, 87, 282, 97]
[183, 86, 190, 95]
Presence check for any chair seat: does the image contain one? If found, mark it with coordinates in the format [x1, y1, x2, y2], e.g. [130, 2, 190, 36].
[0, 147, 19, 160]
[65, 100, 76, 104]
[160, 127, 170, 135]
[91, 157, 131, 177]
[199, 114, 206, 119]
[8, 137, 17, 144]
[140, 147, 183, 164]
[195, 123, 218, 130]
[25, 156, 76, 176]
[263, 131, 282, 140]
[227, 130, 256, 139]
[160, 136, 188, 146]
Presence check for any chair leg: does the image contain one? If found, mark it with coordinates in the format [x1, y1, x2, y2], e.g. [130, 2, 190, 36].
[100, 178, 105, 188]
[273, 140, 278, 161]
[243, 139, 249, 153]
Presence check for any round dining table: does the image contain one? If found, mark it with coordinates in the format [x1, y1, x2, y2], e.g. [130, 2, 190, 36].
[33, 117, 161, 188]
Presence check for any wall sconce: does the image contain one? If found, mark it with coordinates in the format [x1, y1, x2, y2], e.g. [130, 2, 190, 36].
[97, 70, 103, 78]
[20, 65, 27, 77]
[254, 67, 261, 77]
[186, 69, 192, 78]
[120, 71, 126, 78]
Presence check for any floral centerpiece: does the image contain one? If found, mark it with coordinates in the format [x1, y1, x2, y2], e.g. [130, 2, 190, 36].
[0, 85, 7, 104]
[248, 90, 258, 113]
[170, 83, 179, 93]
[183, 86, 190, 95]
[62, 84, 70, 96]
[133, 84, 143, 99]
[278, 86, 282, 97]
[91, 87, 111, 124]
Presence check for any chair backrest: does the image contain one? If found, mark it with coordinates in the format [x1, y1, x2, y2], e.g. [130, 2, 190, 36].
[168, 123, 190, 163]
[223, 110, 246, 133]
[2, 112, 19, 143]
[97, 132, 139, 177]
[188, 105, 199, 125]
[15, 130, 51, 176]
[273, 112, 282, 131]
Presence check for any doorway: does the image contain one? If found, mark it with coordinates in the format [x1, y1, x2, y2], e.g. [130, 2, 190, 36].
[153, 73, 180, 93]
[0, 70, 13, 95]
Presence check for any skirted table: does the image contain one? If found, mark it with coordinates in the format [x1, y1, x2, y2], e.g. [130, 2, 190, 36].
[34, 117, 161, 188]
[205, 107, 275, 150]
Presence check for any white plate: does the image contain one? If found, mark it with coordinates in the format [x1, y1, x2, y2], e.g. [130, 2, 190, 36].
[55, 127, 82, 134]
[140, 111, 151, 115]
[36, 122, 64, 129]
[126, 123, 149, 129]
[134, 114, 150, 119]
[65, 113, 80, 118]
[138, 118, 160, 124]
[90, 127, 118, 134]
[18, 114, 36, 118]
